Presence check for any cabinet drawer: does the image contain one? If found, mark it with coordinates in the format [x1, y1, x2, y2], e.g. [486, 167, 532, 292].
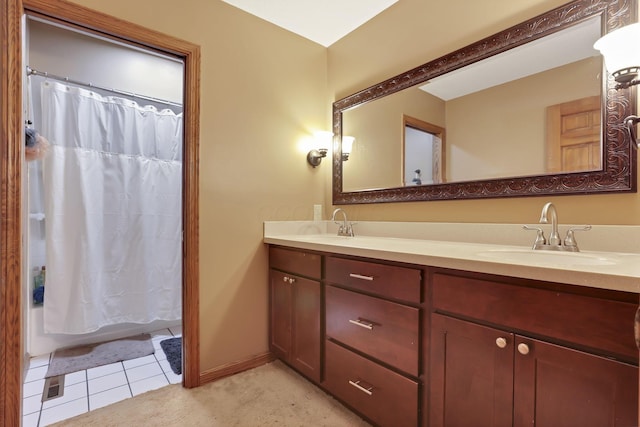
[432, 272, 638, 362]
[326, 256, 421, 303]
[324, 340, 418, 427]
[269, 246, 321, 279]
[326, 285, 419, 376]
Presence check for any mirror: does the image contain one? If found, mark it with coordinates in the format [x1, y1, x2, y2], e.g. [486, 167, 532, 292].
[333, 0, 637, 204]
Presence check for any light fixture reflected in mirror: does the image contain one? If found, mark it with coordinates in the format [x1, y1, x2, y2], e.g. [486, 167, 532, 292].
[594, 23, 640, 148]
[307, 130, 333, 167]
[341, 136, 355, 161]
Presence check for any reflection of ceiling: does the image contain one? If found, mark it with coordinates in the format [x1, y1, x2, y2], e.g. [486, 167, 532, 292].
[220, 0, 398, 47]
[419, 17, 602, 101]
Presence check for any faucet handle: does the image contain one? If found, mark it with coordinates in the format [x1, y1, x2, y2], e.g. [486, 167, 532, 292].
[563, 225, 592, 251]
[523, 225, 546, 249]
[337, 222, 356, 237]
[345, 223, 355, 237]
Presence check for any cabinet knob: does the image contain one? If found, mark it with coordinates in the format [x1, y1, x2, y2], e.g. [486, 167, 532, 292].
[282, 276, 295, 284]
[495, 337, 507, 348]
[517, 343, 530, 355]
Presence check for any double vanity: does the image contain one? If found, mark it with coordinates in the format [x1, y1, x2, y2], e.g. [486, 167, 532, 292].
[264, 0, 640, 423]
[264, 219, 640, 426]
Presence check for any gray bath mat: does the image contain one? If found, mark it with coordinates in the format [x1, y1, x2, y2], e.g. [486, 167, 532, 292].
[45, 333, 154, 378]
[160, 337, 182, 375]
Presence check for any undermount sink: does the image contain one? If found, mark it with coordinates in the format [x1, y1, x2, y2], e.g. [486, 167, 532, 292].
[476, 248, 618, 266]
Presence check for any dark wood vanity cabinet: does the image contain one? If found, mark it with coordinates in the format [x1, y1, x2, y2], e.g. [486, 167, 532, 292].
[269, 246, 321, 383]
[268, 246, 638, 427]
[323, 256, 422, 427]
[430, 271, 638, 427]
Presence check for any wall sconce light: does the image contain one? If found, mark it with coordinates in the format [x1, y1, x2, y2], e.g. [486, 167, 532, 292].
[307, 130, 333, 167]
[594, 23, 640, 89]
[594, 23, 640, 148]
[342, 136, 355, 161]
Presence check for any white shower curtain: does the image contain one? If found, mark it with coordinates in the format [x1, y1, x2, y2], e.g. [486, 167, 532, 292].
[41, 81, 183, 334]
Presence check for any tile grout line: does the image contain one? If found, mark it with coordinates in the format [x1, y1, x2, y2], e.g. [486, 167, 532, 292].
[30, 352, 48, 427]
[121, 361, 135, 397]
[84, 369, 93, 412]
[155, 352, 172, 384]
[35, 401, 43, 427]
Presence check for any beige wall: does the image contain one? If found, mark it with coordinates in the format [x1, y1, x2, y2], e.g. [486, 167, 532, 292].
[329, 0, 640, 225]
[68, 0, 329, 373]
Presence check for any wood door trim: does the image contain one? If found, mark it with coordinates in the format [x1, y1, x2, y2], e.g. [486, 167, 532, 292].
[0, 0, 25, 425]
[1, 0, 201, 423]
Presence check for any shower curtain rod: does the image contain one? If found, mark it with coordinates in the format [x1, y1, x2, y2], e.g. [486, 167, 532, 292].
[26, 66, 183, 108]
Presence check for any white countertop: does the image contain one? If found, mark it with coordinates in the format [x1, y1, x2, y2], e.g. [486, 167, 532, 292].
[264, 221, 640, 294]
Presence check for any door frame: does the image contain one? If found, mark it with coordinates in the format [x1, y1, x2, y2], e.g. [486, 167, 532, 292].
[402, 115, 446, 186]
[0, 0, 201, 424]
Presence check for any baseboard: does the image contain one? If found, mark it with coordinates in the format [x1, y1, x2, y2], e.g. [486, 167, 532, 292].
[199, 352, 275, 385]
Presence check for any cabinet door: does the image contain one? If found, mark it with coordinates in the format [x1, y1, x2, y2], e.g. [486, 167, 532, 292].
[514, 336, 638, 427]
[430, 314, 514, 427]
[270, 270, 292, 361]
[290, 274, 321, 383]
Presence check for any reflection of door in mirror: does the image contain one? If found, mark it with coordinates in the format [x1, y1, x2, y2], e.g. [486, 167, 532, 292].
[402, 115, 445, 186]
[545, 95, 601, 173]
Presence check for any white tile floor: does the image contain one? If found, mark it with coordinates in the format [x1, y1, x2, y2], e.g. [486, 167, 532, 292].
[22, 326, 182, 427]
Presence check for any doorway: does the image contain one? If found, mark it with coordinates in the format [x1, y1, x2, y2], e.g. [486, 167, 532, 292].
[1, 1, 200, 425]
[402, 115, 446, 186]
[25, 14, 185, 350]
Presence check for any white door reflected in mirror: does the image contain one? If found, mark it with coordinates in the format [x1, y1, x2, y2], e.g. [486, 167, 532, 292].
[403, 126, 442, 186]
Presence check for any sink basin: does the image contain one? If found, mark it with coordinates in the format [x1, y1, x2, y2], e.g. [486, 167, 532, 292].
[476, 248, 618, 266]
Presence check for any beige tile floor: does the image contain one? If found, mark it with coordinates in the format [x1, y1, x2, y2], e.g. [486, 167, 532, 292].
[22, 326, 182, 427]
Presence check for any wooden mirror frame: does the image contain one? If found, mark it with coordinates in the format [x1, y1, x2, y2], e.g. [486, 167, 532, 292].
[333, 0, 637, 204]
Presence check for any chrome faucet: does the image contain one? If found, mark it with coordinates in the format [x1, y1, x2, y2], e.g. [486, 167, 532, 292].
[331, 208, 354, 237]
[523, 202, 591, 252]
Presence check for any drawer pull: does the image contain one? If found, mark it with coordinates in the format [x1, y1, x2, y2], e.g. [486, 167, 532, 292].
[349, 318, 374, 330]
[348, 380, 374, 396]
[349, 273, 374, 281]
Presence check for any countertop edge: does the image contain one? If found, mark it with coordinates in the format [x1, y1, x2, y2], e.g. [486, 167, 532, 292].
[264, 236, 640, 294]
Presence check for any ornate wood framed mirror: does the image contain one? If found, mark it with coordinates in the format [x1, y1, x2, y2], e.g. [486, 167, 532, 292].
[333, 0, 637, 204]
